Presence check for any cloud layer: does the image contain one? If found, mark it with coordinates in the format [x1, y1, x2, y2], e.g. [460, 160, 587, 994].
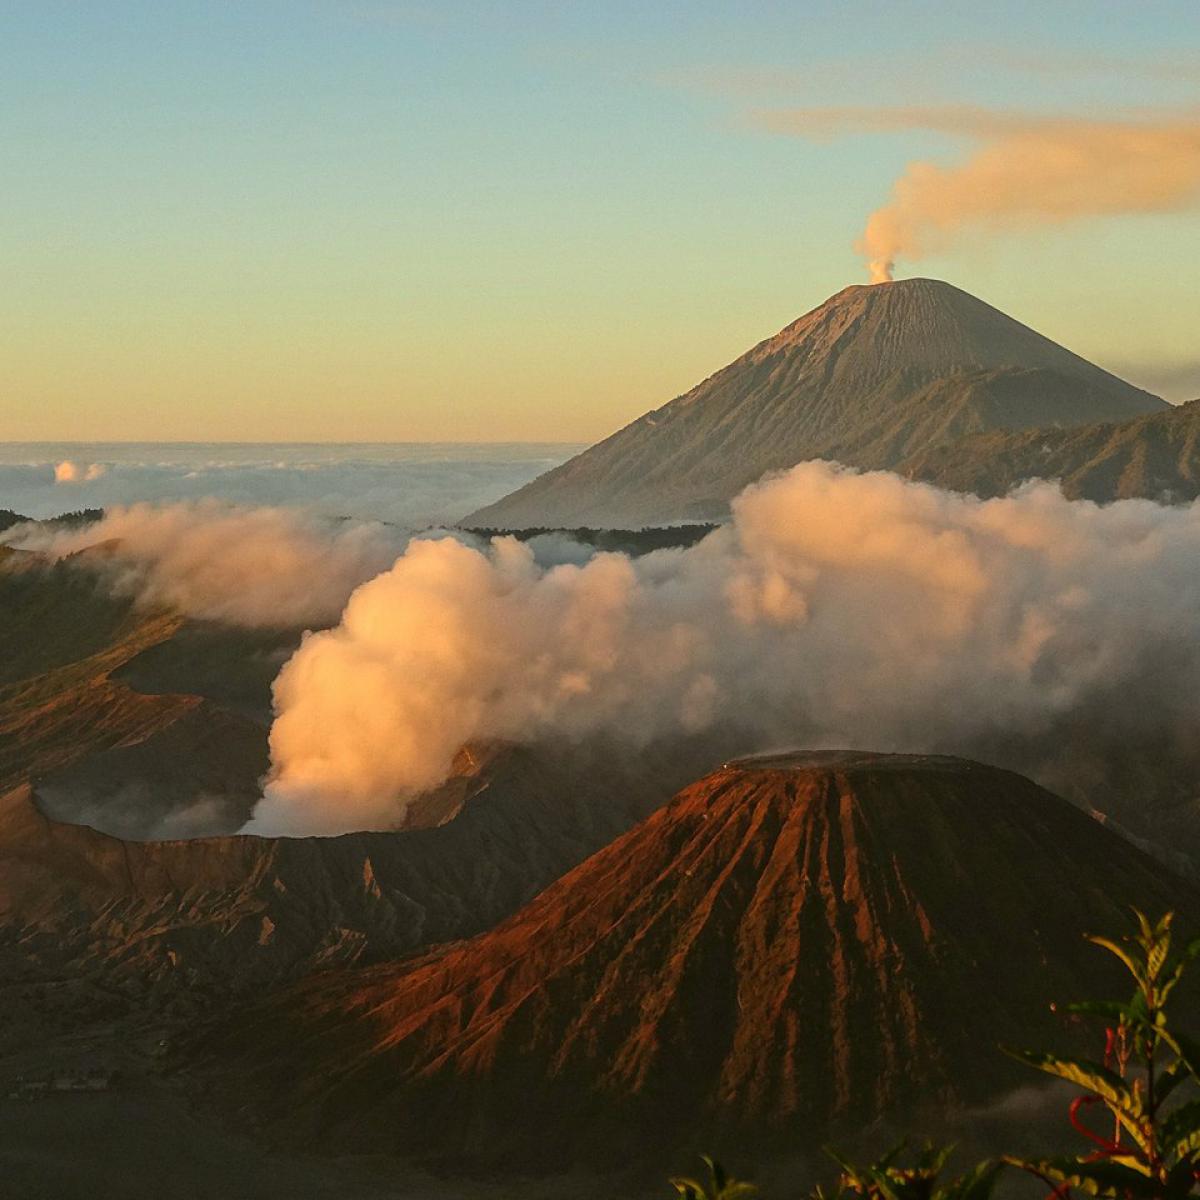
[0, 443, 578, 526]
[250, 462, 1200, 836]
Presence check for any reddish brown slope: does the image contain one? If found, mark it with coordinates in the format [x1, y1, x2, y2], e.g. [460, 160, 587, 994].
[196, 752, 1200, 1168]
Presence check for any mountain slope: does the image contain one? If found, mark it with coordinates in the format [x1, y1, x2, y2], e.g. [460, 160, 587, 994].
[0, 734, 727, 1019]
[467, 280, 1164, 527]
[904, 397, 1200, 502]
[194, 752, 1200, 1169]
[0, 550, 277, 838]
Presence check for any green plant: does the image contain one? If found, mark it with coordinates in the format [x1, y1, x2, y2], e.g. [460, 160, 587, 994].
[818, 1143, 1003, 1200]
[666, 911, 1200, 1200]
[670, 1155, 758, 1200]
[1004, 910, 1200, 1198]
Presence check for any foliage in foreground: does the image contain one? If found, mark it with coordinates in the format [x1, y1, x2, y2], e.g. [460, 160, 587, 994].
[672, 910, 1200, 1200]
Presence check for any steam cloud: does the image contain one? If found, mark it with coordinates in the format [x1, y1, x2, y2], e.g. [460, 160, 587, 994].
[4, 502, 411, 628]
[754, 105, 1200, 280]
[250, 462, 1200, 836]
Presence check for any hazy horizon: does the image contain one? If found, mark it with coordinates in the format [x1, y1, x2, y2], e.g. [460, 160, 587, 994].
[0, 441, 583, 524]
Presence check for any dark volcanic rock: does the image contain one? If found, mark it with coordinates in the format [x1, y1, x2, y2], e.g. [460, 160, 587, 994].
[0, 735, 728, 1011]
[193, 752, 1200, 1170]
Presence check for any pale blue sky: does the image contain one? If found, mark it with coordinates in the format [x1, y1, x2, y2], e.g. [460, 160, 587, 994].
[2, 1, 1198, 440]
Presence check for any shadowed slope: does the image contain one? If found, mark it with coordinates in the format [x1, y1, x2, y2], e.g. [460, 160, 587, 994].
[904, 397, 1200, 502]
[467, 280, 1163, 527]
[0, 551, 274, 837]
[194, 752, 1200, 1170]
[0, 735, 728, 1024]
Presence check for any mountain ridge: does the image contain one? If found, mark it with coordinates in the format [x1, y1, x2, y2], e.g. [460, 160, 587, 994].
[904, 395, 1200, 502]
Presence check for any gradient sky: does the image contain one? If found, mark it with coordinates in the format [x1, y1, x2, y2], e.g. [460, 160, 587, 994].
[2, 1, 1198, 442]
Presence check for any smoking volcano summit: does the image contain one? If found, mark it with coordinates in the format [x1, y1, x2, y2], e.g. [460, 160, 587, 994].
[466, 278, 1164, 528]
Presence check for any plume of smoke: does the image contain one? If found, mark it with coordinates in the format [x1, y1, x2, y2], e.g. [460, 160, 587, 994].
[3, 501, 411, 628]
[753, 105, 1200, 281]
[249, 462, 1200, 836]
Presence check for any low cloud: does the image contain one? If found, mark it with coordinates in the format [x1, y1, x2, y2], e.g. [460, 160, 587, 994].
[53, 460, 107, 484]
[4, 501, 412, 628]
[0, 445, 578, 525]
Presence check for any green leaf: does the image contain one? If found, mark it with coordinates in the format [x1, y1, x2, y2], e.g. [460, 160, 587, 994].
[916, 1144, 952, 1174]
[1065, 1000, 1147, 1028]
[703, 1156, 728, 1193]
[1133, 910, 1156, 943]
[941, 1160, 1003, 1200]
[1003, 1048, 1137, 1112]
[1088, 936, 1147, 989]
[1165, 1155, 1200, 1200]
[1161, 1099, 1200, 1157]
[1156, 1058, 1193, 1103]
[719, 1187, 758, 1200]
[1005, 1156, 1160, 1197]
[1160, 935, 1200, 1004]
[1173, 1030, 1200, 1081]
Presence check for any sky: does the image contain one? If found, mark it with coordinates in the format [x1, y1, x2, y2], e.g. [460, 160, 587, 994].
[2, 1, 1198, 443]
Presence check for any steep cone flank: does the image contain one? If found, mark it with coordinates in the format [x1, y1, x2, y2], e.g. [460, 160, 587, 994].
[196, 752, 1200, 1168]
[466, 279, 1164, 527]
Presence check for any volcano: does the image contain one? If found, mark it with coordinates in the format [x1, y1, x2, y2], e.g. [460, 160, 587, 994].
[466, 279, 1164, 528]
[194, 752, 1200, 1171]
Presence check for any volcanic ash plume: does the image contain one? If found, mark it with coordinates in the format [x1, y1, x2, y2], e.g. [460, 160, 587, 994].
[855, 112, 1200, 280]
[251, 462, 1200, 835]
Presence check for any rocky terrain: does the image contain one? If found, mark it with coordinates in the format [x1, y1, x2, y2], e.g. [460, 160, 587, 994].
[190, 752, 1200, 1176]
[0, 546, 279, 838]
[0, 734, 729, 1022]
[467, 279, 1164, 527]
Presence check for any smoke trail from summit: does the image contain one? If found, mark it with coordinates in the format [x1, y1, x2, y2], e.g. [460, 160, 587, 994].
[752, 105, 1200, 280]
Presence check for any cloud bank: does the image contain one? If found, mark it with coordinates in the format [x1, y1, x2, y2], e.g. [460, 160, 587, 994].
[0, 443, 579, 526]
[249, 462, 1200, 835]
[4, 502, 412, 628]
[755, 105, 1200, 281]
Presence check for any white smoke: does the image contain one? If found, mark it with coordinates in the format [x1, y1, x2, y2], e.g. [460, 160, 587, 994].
[3, 501, 411, 628]
[752, 105, 1200, 281]
[249, 462, 1200, 835]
